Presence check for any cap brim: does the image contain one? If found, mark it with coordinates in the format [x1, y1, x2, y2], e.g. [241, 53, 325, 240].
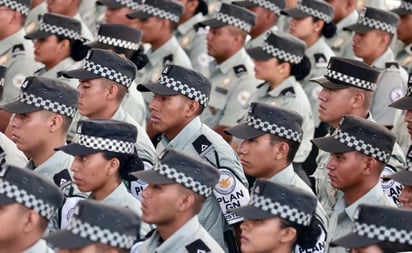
[231, 205, 276, 219]
[61, 69, 101, 81]
[386, 170, 412, 186]
[224, 124, 264, 139]
[56, 143, 99, 156]
[0, 194, 18, 205]
[24, 30, 50, 40]
[232, 1, 257, 7]
[391, 7, 411, 16]
[85, 41, 113, 50]
[310, 76, 348, 90]
[343, 24, 373, 33]
[96, 0, 124, 8]
[281, 8, 309, 19]
[311, 136, 354, 153]
[246, 47, 273, 61]
[389, 97, 412, 110]
[129, 169, 175, 184]
[137, 83, 181, 96]
[127, 10, 152, 20]
[200, 18, 227, 28]
[46, 230, 93, 249]
[330, 232, 380, 249]
[1, 101, 41, 114]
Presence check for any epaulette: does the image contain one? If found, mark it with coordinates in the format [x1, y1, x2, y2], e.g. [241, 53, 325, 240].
[314, 53, 327, 68]
[193, 134, 214, 157]
[194, 22, 208, 35]
[53, 169, 73, 189]
[185, 239, 212, 253]
[279, 86, 295, 97]
[163, 54, 173, 65]
[12, 44, 25, 57]
[233, 64, 247, 77]
[385, 62, 399, 69]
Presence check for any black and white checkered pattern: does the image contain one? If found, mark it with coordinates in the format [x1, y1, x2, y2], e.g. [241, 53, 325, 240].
[400, 1, 412, 12]
[250, 0, 281, 15]
[325, 69, 376, 91]
[141, 4, 179, 23]
[67, 216, 136, 249]
[97, 35, 140, 50]
[76, 134, 135, 154]
[297, 3, 332, 23]
[0, 0, 29, 15]
[406, 85, 412, 97]
[247, 115, 302, 142]
[158, 74, 209, 107]
[18, 91, 76, 118]
[262, 42, 303, 64]
[83, 60, 132, 88]
[39, 22, 80, 40]
[154, 163, 213, 197]
[0, 179, 56, 220]
[334, 129, 390, 163]
[214, 12, 252, 32]
[354, 221, 412, 245]
[250, 193, 312, 225]
[358, 16, 397, 34]
[115, 0, 140, 10]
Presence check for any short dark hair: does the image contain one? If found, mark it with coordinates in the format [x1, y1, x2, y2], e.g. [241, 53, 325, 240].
[270, 135, 300, 163]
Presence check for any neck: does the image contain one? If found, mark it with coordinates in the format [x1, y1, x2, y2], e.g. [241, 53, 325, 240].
[157, 214, 194, 241]
[263, 161, 289, 179]
[93, 179, 121, 200]
[0, 27, 20, 40]
[304, 34, 320, 48]
[343, 180, 376, 205]
[29, 138, 65, 167]
[88, 104, 119, 119]
[363, 47, 387, 65]
[0, 235, 40, 253]
[151, 34, 172, 51]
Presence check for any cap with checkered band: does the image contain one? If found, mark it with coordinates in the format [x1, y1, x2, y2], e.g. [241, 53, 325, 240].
[126, 0, 183, 23]
[86, 24, 141, 51]
[56, 119, 137, 156]
[25, 13, 81, 40]
[330, 204, 412, 249]
[46, 199, 141, 250]
[233, 0, 285, 16]
[310, 57, 381, 91]
[225, 102, 303, 143]
[0, 76, 79, 118]
[96, 0, 141, 11]
[312, 115, 396, 164]
[130, 148, 220, 198]
[385, 145, 412, 186]
[281, 0, 334, 23]
[232, 179, 317, 226]
[137, 64, 211, 108]
[392, 0, 412, 16]
[200, 2, 256, 33]
[389, 73, 412, 109]
[344, 6, 399, 34]
[0, 0, 30, 16]
[0, 165, 64, 220]
[246, 31, 306, 63]
[61, 48, 137, 88]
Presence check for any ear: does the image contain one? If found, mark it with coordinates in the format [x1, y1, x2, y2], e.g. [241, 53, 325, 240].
[313, 19, 324, 33]
[275, 141, 290, 160]
[22, 210, 40, 233]
[351, 91, 365, 109]
[176, 192, 195, 212]
[57, 39, 70, 54]
[106, 84, 119, 101]
[48, 113, 63, 133]
[362, 156, 377, 176]
[187, 0, 199, 13]
[280, 226, 298, 244]
[184, 99, 200, 117]
[107, 157, 120, 176]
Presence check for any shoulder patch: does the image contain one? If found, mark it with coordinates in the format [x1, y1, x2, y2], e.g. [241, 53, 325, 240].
[233, 64, 247, 77]
[386, 62, 399, 69]
[194, 23, 208, 35]
[279, 87, 295, 97]
[53, 169, 73, 189]
[12, 44, 25, 56]
[163, 54, 173, 66]
[193, 134, 213, 156]
[314, 53, 327, 68]
[185, 239, 211, 253]
[390, 87, 404, 102]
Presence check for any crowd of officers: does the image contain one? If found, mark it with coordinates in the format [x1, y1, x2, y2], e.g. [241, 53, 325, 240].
[2, 0, 412, 252]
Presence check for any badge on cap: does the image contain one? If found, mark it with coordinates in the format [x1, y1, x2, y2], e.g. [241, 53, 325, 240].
[21, 79, 29, 89]
[76, 124, 82, 134]
[0, 165, 8, 178]
[214, 2, 222, 12]
[162, 65, 171, 75]
[254, 185, 260, 194]
[158, 149, 168, 160]
[85, 50, 92, 60]
[359, 7, 366, 20]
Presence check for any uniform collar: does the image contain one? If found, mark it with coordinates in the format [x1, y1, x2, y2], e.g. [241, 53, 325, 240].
[177, 13, 204, 36]
[26, 151, 73, 178]
[0, 29, 25, 55]
[266, 76, 296, 97]
[218, 48, 247, 74]
[93, 182, 128, 203]
[269, 163, 295, 182]
[111, 105, 127, 121]
[306, 36, 326, 55]
[43, 57, 75, 76]
[160, 116, 201, 149]
[147, 36, 180, 66]
[371, 48, 394, 69]
[405, 43, 412, 55]
[23, 239, 54, 253]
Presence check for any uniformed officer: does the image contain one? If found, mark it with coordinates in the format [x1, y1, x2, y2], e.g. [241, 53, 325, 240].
[62, 48, 156, 170]
[96, 0, 141, 28]
[56, 119, 150, 237]
[199, 2, 259, 142]
[85, 23, 147, 127]
[175, 0, 212, 74]
[0, 131, 27, 168]
[281, 0, 336, 134]
[232, 179, 321, 253]
[46, 0, 95, 41]
[234, 0, 285, 48]
[325, 0, 358, 58]
[137, 64, 249, 252]
[312, 57, 405, 214]
[0, 164, 64, 252]
[0, 0, 41, 131]
[344, 6, 408, 128]
[131, 148, 224, 253]
[127, 0, 192, 139]
[312, 115, 397, 253]
[25, 0, 47, 34]
[392, 0, 412, 73]
[0, 76, 86, 234]
[47, 199, 141, 253]
[245, 31, 315, 182]
[225, 103, 328, 253]
[330, 204, 412, 252]
[25, 13, 82, 88]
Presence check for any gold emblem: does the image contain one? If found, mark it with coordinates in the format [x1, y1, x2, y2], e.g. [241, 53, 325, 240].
[402, 56, 412, 67]
[181, 36, 190, 48]
[222, 78, 231, 88]
[0, 54, 8, 65]
[25, 22, 36, 34]
[333, 38, 344, 49]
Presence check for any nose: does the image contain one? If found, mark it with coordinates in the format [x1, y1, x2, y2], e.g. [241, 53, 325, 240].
[71, 157, 81, 172]
[240, 219, 251, 231]
[317, 88, 327, 102]
[398, 189, 410, 206]
[326, 156, 336, 171]
[10, 114, 22, 129]
[237, 140, 249, 156]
